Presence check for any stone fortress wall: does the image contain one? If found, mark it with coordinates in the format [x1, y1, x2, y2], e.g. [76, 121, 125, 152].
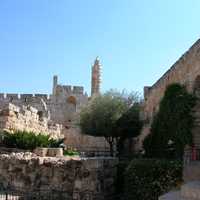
[0, 102, 62, 139]
[0, 58, 109, 150]
[139, 39, 200, 149]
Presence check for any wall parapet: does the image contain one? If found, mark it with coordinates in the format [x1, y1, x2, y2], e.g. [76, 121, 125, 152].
[0, 93, 50, 101]
[57, 84, 84, 95]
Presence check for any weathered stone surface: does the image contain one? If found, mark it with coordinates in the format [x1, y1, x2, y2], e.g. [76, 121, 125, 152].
[139, 39, 200, 150]
[0, 102, 62, 139]
[0, 153, 118, 200]
[34, 148, 63, 157]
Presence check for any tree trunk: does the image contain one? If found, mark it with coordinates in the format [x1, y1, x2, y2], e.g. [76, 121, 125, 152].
[106, 137, 114, 157]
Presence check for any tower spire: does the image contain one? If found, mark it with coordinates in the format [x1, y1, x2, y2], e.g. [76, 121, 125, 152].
[91, 57, 101, 96]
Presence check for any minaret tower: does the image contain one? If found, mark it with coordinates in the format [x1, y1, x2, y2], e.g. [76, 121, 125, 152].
[91, 57, 101, 96]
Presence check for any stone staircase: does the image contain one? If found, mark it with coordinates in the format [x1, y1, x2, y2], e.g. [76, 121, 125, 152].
[159, 181, 200, 200]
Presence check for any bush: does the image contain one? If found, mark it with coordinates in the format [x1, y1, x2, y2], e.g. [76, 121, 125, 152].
[124, 159, 182, 200]
[49, 138, 64, 148]
[2, 130, 59, 150]
[143, 83, 196, 159]
[63, 149, 79, 156]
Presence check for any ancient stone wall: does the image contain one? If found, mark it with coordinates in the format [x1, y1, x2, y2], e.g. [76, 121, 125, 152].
[63, 127, 109, 151]
[0, 153, 118, 200]
[0, 102, 62, 139]
[143, 39, 200, 122]
[139, 39, 200, 150]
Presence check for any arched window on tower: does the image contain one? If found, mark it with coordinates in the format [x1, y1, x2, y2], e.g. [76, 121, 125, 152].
[67, 96, 77, 112]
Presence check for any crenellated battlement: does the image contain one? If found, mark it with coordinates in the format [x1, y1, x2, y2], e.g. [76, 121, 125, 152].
[56, 84, 84, 95]
[0, 93, 50, 101]
[73, 86, 84, 94]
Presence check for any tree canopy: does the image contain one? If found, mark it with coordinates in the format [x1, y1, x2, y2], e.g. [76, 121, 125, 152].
[80, 90, 142, 155]
[143, 83, 196, 159]
[115, 103, 142, 140]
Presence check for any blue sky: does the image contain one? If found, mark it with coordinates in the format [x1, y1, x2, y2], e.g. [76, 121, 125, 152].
[0, 0, 200, 96]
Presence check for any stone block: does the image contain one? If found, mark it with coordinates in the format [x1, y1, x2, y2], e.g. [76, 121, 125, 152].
[34, 148, 48, 157]
[47, 148, 63, 157]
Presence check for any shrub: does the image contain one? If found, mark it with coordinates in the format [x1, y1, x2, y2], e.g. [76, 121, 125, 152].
[63, 149, 79, 156]
[2, 130, 59, 150]
[49, 138, 64, 148]
[124, 159, 182, 200]
[143, 83, 196, 159]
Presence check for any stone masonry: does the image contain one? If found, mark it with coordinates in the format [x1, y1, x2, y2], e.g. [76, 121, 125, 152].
[0, 102, 62, 139]
[139, 39, 200, 149]
[141, 38, 200, 200]
[0, 152, 118, 200]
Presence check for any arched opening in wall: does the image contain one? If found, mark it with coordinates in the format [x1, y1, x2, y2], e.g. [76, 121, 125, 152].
[193, 75, 200, 98]
[67, 96, 76, 105]
[67, 96, 77, 112]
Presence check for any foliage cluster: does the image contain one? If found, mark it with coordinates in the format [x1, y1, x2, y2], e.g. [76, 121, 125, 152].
[124, 159, 182, 200]
[80, 90, 142, 155]
[1, 130, 61, 150]
[63, 149, 79, 156]
[143, 83, 196, 159]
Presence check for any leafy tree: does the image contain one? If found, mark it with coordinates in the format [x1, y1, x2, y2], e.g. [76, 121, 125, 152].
[80, 90, 142, 156]
[115, 103, 143, 155]
[143, 83, 196, 159]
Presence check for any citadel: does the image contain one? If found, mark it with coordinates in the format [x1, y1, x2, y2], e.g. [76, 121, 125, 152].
[0, 57, 107, 150]
[2, 38, 200, 200]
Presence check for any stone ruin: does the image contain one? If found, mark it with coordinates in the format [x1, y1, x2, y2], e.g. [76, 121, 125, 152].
[0, 152, 118, 200]
[0, 102, 62, 139]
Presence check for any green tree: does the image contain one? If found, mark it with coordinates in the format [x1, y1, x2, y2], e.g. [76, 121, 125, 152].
[143, 83, 196, 159]
[115, 103, 143, 155]
[80, 90, 142, 156]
